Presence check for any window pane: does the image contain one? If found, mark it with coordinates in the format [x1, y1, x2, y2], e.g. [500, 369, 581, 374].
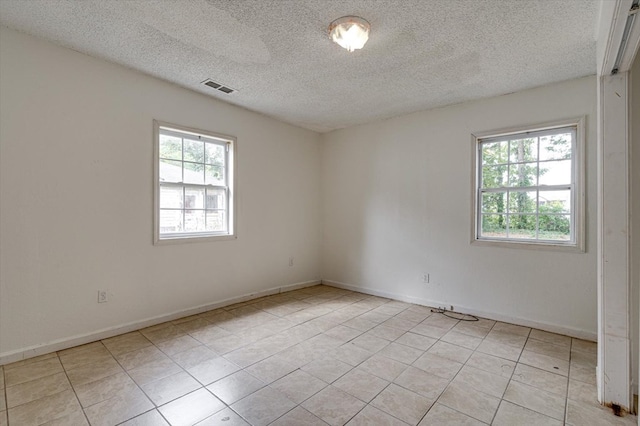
[157, 124, 234, 240]
[508, 163, 537, 187]
[160, 186, 183, 208]
[185, 187, 205, 209]
[183, 162, 204, 184]
[509, 138, 537, 163]
[160, 209, 183, 234]
[540, 133, 571, 161]
[206, 188, 226, 210]
[206, 211, 226, 232]
[481, 141, 507, 165]
[184, 210, 206, 232]
[539, 160, 571, 186]
[205, 165, 225, 185]
[205, 143, 225, 166]
[508, 191, 536, 214]
[539, 214, 571, 240]
[481, 192, 506, 213]
[183, 138, 205, 163]
[539, 190, 571, 214]
[482, 165, 508, 188]
[159, 135, 182, 160]
[476, 125, 577, 246]
[159, 159, 183, 183]
[508, 214, 536, 238]
[481, 214, 507, 238]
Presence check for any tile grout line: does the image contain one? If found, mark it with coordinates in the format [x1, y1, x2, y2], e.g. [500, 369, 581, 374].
[564, 338, 573, 425]
[421, 312, 516, 423]
[225, 291, 352, 425]
[305, 302, 419, 425]
[99, 336, 151, 422]
[95, 334, 179, 425]
[57, 352, 93, 426]
[402, 312, 513, 424]
[342, 304, 436, 425]
[433, 316, 504, 425]
[118, 359, 178, 426]
[128, 307, 293, 425]
[261, 299, 427, 425]
[1, 367, 6, 424]
[3, 356, 74, 418]
[148, 289, 364, 425]
[258, 297, 409, 425]
[489, 326, 533, 425]
[411, 312, 463, 425]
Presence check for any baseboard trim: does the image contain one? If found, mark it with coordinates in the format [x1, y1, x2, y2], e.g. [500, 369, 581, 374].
[0, 280, 320, 366]
[322, 279, 597, 341]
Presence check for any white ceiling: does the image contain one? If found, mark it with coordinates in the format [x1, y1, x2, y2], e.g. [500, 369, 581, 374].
[0, 0, 600, 133]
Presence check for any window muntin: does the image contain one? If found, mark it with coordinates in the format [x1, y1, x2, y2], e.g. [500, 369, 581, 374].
[475, 124, 579, 246]
[155, 122, 235, 242]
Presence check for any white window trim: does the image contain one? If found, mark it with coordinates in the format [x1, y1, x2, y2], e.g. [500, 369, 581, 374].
[153, 120, 237, 245]
[470, 117, 586, 252]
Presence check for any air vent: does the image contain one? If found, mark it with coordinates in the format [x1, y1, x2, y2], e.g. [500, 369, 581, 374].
[201, 79, 236, 95]
[204, 80, 221, 89]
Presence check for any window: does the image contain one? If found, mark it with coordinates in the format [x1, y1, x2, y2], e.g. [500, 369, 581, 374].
[472, 118, 584, 250]
[154, 121, 236, 243]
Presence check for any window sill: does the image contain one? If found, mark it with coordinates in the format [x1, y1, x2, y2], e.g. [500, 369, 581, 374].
[471, 237, 585, 253]
[154, 233, 237, 245]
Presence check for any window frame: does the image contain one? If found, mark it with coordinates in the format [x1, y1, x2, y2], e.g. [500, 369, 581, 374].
[470, 117, 585, 251]
[153, 120, 237, 245]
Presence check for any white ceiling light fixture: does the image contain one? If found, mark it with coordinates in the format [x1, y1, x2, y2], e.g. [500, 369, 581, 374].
[329, 16, 370, 52]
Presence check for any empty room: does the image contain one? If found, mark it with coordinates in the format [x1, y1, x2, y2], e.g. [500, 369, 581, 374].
[0, 0, 638, 425]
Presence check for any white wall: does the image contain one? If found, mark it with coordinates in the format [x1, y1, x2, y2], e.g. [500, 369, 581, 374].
[321, 76, 598, 338]
[0, 27, 322, 361]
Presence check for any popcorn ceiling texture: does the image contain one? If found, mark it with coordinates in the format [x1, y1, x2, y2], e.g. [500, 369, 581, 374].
[0, 0, 599, 132]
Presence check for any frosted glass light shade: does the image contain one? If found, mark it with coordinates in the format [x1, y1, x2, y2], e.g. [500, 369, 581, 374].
[329, 16, 370, 52]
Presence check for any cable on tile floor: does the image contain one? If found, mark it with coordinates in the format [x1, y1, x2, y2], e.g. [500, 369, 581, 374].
[430, 307, 479, 321]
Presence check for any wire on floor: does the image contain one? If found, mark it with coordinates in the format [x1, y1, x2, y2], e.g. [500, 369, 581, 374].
[430, 307, 479, 321]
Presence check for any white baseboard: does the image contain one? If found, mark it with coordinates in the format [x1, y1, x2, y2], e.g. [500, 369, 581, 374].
[0, 280, 320, 366]
[322, 279, 597, 341]
[0, 277, 599, 365]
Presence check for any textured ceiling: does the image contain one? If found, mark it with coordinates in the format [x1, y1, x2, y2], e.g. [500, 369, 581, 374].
[0, 0, 600, 132]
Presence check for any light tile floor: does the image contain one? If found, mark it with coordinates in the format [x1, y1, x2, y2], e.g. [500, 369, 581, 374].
[0, 285, 637, 426]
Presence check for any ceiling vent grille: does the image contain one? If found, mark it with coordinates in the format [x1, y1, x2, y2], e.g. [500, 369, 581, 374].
[202, 79, 236, 94]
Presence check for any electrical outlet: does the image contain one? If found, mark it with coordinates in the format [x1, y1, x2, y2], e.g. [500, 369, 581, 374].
[97, 290, 108, 303]
[422, 273, 429, 283]
[289, 256, 294, 267]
